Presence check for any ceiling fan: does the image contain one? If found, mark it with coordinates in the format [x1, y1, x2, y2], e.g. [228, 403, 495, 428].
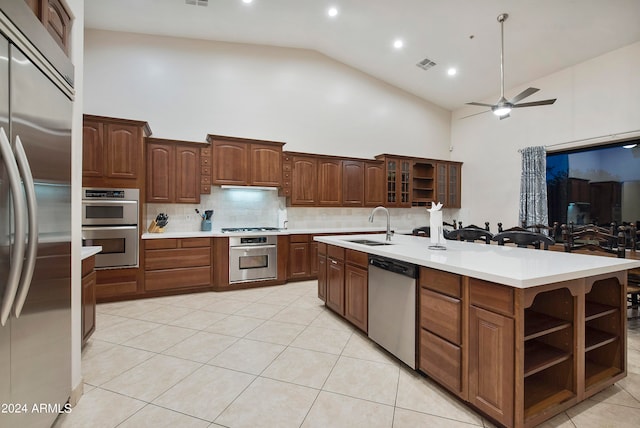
[465, 13, 557, 120]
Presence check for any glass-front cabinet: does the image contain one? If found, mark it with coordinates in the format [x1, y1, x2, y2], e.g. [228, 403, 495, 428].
[377, 155, 412, 207]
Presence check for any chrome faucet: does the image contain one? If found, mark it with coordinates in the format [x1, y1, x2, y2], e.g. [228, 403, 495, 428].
[369, 206, 393, 241]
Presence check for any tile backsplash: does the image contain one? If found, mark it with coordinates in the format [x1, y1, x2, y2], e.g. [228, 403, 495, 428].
[146, 187, 459, 232]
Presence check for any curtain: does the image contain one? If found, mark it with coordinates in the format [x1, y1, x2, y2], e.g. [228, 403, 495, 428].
[519, 146, 548, 228]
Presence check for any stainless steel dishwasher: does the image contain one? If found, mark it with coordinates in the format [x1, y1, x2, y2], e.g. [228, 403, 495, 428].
[368, 255, 417, 369]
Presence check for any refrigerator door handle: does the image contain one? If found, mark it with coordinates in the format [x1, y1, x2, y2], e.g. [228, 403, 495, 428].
[12, 135, 38, 318]
[0, 127, 27, 326]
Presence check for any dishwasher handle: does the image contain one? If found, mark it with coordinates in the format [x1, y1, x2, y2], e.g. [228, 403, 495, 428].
[369, 255, 416, 278]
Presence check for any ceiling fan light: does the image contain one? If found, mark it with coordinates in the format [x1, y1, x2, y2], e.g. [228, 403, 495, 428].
[493, 106, 511, 117]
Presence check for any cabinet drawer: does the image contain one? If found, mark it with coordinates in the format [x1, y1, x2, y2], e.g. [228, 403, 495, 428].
[420, 288, 461, 345]
[283, 162, 292, 171]
[201, 175, 211, 184]
[145, 247, 211, 270]
[290, 234, 310, 243]
[346, 249, 368, 269]
[200, 147, 211, 157]
[317, 242, 327, 255]
[283, 171, 291, 180]
[420, 267, 461, 298]
[201, 184, 211, 194]
[201, 156, 211, 166]
[145, 239, 178, 250]
[328, 245, 345, 260]
[201, 165, 211, 175]
[145, 266, 211, 291]
[470, 278, 514, 317]
[180, 238, 211, 248]
[420, 329, 461, 394]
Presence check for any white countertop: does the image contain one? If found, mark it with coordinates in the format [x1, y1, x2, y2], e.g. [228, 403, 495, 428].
[314, 233, 640, 289]
[81, 246, 102, 260]
[141, 227, 396, 239]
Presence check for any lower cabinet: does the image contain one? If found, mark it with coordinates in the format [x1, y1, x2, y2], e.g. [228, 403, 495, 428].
[319, 244, 368, 333]
[288, 234, 319, 281]
[417, 266, 627, 428]
[144, 238, 212, 292]
[81, 256, 97, 346]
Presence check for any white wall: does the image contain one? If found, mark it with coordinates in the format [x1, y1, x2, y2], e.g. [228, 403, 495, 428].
[83, 30, 451, 160]
[451, 41, 640, 229]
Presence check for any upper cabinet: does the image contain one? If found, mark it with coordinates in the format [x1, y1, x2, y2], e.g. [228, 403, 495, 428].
[318, 158, 342, 206]
[82, 115, 151, 189]
[146, 138, 204, 204]
[207, 135, 284, 187]
[376, 155, 412, 208]
[290, 155, 318, 206]
[436, 162, 462, 209]
[342, 161, 364, 207]
[23, 0, 72, 55]
[364, 161, 385, 207]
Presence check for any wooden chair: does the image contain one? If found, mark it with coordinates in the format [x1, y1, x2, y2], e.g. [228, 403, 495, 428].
[412, 226, 430, 237]
[497, 221, 559, 240]
[561, 223, 626, 258]
[492, 231, 555, 250]
[444, 226, 493, 244]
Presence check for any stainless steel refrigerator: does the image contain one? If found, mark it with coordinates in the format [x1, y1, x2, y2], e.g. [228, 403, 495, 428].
[1, 1, 74, 427]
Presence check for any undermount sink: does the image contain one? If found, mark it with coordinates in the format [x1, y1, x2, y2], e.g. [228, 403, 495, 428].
[347, 239, 393, 246]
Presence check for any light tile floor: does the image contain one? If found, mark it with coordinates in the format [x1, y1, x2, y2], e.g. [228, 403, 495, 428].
[54, 281, 640, 428]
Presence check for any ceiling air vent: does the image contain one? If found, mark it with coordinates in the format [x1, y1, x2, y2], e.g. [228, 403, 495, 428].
[416, 57, 437, 71]
[185, 0, 208, 6]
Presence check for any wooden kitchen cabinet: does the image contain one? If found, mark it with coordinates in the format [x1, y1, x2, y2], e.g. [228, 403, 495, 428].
[317, 243, 327, 301]
[418, 267, 464, 397]
[82, 115, 151, 189]
[23, 0, 72, 55]
[318, 158, 342, 206]
[287, 234, 319, 280]
[342, 160, 364, 207]
[412, 161, 436, 207]
[290, 155, 318, 205]
[144, 238, 213, 292]
[146, 138, 203, 203]
[436, 162, 462, 208]
[207, 134, 284, 187]
[326, 246, 345, 315]
[81, 255, 97, 346]
[376, 155, 412, 207]
[364, 161, 385, 206]
[344, 249, 368, 333]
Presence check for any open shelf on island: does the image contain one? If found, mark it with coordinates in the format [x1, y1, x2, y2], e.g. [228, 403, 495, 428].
[524, 340, 572, 377]
[585, 327, 617, 352]
[524, 362, 575, 421]
[585, 301, 617, 321]
[585, 360, 623, 390]
[525, 310, 572, 341]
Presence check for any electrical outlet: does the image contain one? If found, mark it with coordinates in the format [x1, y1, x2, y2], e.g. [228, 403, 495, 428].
[186, 214, 192, 221]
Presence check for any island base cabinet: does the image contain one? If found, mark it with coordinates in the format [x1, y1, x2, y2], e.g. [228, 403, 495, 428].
[344, 264, 367, 333]
[420, 329, 461, 394]
[326, 257, 344, 315]
[317, 253, 327, 301]
[469, 305, 514, 428]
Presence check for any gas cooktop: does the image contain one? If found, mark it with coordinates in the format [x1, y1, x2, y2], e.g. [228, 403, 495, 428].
[221, 227, 281, 233]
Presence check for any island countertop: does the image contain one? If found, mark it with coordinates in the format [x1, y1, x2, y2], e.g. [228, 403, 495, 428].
[314, 233, 640, 288]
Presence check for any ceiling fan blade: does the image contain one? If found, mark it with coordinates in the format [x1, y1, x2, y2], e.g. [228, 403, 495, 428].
[512, 99, 557, 108]
[466, 102, 495, 107]
[459, 110, 492, 119]
[508, 87, 539, 104]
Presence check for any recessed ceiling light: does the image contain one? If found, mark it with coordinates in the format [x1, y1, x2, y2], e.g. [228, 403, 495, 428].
[393, 39, 404, 49]
[242, 0, 253, 4]
[447, 68, 457, 76]
[328, 7, 338, 17]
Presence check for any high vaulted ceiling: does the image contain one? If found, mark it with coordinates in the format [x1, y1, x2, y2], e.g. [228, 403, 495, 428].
[84, 0, 640, 111]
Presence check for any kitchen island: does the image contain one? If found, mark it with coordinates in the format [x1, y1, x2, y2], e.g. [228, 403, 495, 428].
[314, 233, 640, 428]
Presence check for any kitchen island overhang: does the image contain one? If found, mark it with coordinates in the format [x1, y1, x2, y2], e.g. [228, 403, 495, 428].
[314, 233, 640, 428]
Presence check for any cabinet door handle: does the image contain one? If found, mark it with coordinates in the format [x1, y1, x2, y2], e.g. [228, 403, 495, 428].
[331, 259, 338, 264]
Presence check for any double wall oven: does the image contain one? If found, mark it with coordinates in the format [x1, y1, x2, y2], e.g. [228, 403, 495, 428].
[82, 188, 139, 269]
[224, 228, 278, 283]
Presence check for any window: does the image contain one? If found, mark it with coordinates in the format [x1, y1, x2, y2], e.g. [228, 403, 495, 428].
[546, 140, 640, 228]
